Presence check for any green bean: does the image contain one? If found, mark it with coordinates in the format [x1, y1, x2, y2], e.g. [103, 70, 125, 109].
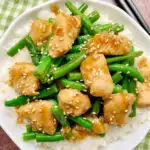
[25, 35, 40, 66]
[7, 38, 26, 56]
[82, 28, 89, 35]
[112, 72, 123, 84]
[66, 1, 81, 15]
[91, 98, 102, 115]
[48, 99, 58, 104]
[4, 84, 58, 107]
[93, 24, 112, 32]
[35, 84, 58, 99]
[87, 10, 100, 23]
[93, 23, 124, 34]
[51, 104, 69, 126]
[52, 57, 63, 67]
[77, 35, 92, 44]
[71, 44, 87, 53]
[129, 99, 137, 117]
[52, 52, 86, 79]
[37, 42, 48, 52]
[48, 17, 54, 23]
[23, 132, 36, 141]
[113, 84, 124, 93]
[128, 44, 135, 66]
[128, 79, 137, 117]
[99, 133, 106, 137]
[121, 44, 135, 65]
[109, 64, 144, 82]
[122, 59, 129, 65]
[60, 79, 86, 91]
[66, 53, 83, 61]
[111, 23, 124, 33]
[78, 3, 88, 13]
[68, 72, 82, 81]
[106, 51, 143, 64]
[34, 56, 52, 84]
[68, 116, 92, 130]
[71, 45, 81, 53]
[122, 76, 129, 91]
[128, 78, 136, 94]
[26, 125, 32, 133]
[65, 1, 95, 34]
[40, 41, 49, 61]
[36, 132, 65, 142]
[4, 96, 29, 107]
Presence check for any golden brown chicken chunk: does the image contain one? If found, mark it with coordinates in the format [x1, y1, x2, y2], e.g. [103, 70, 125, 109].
[80, 54, 113, 97]
[30, 20, 52, 44]
[104, 92, 135, 126]
[49, 12, 81, 58]
[70, 125, 92, 141]
[88, 32, 130, 55]
[17, 101, 57, 135]
[86, 115, 105, 134]
[137, 57, 150, 106]
[58, 89, 91, 116]
[9, 62, 40, 96]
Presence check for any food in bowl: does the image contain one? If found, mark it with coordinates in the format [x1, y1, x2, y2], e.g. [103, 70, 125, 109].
[4, 0, 150, 145]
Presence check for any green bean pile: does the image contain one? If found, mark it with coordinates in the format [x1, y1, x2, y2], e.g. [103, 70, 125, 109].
[4, 1, 144, 143]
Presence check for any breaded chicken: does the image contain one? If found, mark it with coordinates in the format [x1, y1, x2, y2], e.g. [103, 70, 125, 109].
[9, 62, 40, 96]
[88, 32, 130, 55]
[80, 54, 113, 97]
[86, 115, 105, 134]
[17, 101, 57, 135]
[49, 12, 81, 58]
[137, 57, 150, 106]
[104, 92, 135, 126]
[30, 20, 52, 44]
[58, 89, 91, 116]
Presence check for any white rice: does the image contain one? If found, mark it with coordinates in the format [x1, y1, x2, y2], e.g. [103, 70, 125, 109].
[1, 3, 150, 150]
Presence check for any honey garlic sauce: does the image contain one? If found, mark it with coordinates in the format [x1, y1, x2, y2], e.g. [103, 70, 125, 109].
[50, 4, 60, 15]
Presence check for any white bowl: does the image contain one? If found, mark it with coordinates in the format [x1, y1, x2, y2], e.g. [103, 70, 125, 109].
[0, 0, 150, 150]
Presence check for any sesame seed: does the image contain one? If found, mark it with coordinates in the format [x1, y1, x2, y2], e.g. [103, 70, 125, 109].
[68, 33, 72, 37]
[55, 44, 58, 48]
[60, 37, 64, 41]
[75, 106, 79, 109]
[83, 89, 87, 92]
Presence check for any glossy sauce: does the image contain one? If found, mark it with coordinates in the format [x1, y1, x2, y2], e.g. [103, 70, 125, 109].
[50, 4, 60, 15]
[70, 125, 95, 142]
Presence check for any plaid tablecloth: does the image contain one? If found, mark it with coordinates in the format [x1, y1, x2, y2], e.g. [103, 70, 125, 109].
[0, 0, 149, 149]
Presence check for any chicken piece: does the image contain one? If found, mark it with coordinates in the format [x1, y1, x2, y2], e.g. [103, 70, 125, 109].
[86, 115, 105, 134]
[17, 101, 57, 135]
[80, 54, 113, 97]
[61, 126, 72, 139]
[49, 12, 81, 58]
[70, 125, 93, 141]
[137, 57, 150, 106]
[88, 32, 130, 55]
[9, 62, 40, 96]
[58, 89, 91, 116]
[137, 57, 150, 82]
[30, 20, 52, 44]
[104, 92, 135, 126]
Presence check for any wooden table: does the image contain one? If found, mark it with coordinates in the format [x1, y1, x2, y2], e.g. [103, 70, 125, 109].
[1, 0, 150, 150]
